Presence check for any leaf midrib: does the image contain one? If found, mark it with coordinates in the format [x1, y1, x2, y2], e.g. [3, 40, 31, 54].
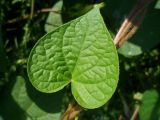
[72, 21, 89, 79]
[62, 18, 89, 80]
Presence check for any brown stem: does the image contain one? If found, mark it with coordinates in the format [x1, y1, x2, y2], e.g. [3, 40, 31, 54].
[130, 106, 140, 120]
[114, 0, 154, 48]
[30, 0, 35, 19]
[118, 114, 123, 120]
[61, 100, 82, 120]
[113, 2, 140, 45]
[7, 8, 61, 24]
[118, 9, 147, 47]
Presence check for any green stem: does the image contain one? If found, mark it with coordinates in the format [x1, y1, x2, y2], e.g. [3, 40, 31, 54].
[30, 0, 35, 19]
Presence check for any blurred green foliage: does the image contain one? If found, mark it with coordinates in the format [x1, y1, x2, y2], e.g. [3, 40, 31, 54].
[139, 90, 160, 120]
[0, 0, 160, 119]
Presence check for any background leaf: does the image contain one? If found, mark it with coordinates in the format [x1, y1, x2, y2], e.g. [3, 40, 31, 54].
[155, 0, 160, 9]
[45, 0, 63, 33]
[0, 76, 63, 120]
[139, 89, 160, 120]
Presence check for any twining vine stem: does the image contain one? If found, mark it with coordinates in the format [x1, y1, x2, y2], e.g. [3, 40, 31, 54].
[7, 8, 61, 24]
[61, 0, 154, 120]
[114, 0, 154, 48]
[61, 100, 82, 120]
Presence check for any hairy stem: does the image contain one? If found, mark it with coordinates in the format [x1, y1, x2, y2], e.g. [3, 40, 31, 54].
[61, 100, 82, 120]
[130, 106, 140, 120]
[30, 0, 35, 19]
[118, 9, 147, 47]
[114, 0, 154, 48]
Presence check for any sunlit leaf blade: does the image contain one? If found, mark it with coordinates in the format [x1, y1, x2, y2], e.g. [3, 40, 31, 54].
[27, 7, 119, 108]
[70, 8, 119, 108]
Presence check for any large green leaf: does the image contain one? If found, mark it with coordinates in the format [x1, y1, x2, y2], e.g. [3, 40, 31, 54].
[0, 76, 63, 120]
[27, 7, 119, 109]
[139, 90, 160, 120]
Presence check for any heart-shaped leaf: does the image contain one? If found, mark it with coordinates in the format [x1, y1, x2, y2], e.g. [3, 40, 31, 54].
[27, 7, 119, 109]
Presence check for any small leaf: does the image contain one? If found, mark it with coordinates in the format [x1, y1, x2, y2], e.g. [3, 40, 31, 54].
[27, 7, 119, 109]
[0, 76, 63, 120]
[139, 90, 160, 120]
[45, 0, 63, 33]
[118, 41, 142, 57]
[155, 0, 160, 9]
